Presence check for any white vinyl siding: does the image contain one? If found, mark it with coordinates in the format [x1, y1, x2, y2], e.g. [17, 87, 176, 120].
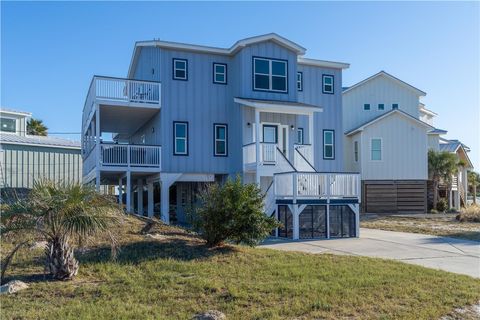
[253, 57, 287, 92]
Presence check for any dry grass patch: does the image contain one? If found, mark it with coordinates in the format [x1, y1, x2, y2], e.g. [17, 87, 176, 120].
[1, 215, 480, 320]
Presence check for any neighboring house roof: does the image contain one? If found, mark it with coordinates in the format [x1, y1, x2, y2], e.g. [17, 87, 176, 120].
[0, 133, 80, 149]
[428, 128, 448, 135]
[342, 71, 427, 96]
[439, 139, 473, 169]
[128, 33, 349, 77]
[419, 107, 437, 116]
[345, 109, 434, 136]
[0, 107, 32, 117]
[234, 97, 323, 114]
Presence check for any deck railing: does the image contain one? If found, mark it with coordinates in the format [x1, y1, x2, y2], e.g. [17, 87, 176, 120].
[100, 143, 161, 168]
[294, 144, 313, 164]
[274, 172, 360, 200]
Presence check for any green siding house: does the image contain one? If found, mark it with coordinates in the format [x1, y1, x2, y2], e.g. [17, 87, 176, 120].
[0, 108, 82, 193]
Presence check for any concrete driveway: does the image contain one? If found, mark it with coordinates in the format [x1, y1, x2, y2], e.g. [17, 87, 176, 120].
[261, 228, 480, 278]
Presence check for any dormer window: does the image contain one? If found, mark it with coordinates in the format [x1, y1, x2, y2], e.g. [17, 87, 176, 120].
[173, 58, 188, 81]
[253, 57, 287, 93]
[0, 118, 16, 133]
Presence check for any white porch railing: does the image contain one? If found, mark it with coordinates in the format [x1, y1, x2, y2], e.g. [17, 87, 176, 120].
[82, 76, 161, 134]
[294, 145, 315, 172]
[274, 172, 360, 200]
[100, 143, 161, 168]
[243, 142, 278, 165]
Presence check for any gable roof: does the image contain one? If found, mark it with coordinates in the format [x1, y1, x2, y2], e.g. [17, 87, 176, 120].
[128, 34, 349, 77]
[440, 140, 474, 169]
[129, 33, 306, 77]
[0, 133, 80, 149]
[345, 109, 434, 136]
[342, 71, 426, 96]
[428, 128, 448, 135]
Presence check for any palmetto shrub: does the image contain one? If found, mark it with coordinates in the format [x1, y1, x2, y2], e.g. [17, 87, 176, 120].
[1, 181, 121, 281]
[456, 205, 480, 223]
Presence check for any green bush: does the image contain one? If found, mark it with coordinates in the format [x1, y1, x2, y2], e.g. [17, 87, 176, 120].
[429, 209, 439, 214]
[190, 176, 279, 247]
[456, 205, 480, 222]
[436, 199, 448, 212]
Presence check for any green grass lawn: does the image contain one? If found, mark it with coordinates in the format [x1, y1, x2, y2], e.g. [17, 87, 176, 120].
[361, 214, 480, 241]
[2, 216, 480, 320]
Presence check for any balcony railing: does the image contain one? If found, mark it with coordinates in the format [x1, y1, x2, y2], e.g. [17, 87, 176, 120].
[274, 172, 360, 200]
[100, 143, 161, 168]
[83, 76, 161, 132]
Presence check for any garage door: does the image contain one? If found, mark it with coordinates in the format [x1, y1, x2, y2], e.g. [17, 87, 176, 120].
[363, 180, 427, 214]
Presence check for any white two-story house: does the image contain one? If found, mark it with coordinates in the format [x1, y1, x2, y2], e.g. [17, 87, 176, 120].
[342, 71, 473, 213]
[82, 33, 361, 239]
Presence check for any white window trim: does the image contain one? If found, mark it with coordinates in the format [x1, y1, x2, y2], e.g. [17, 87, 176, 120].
[174, 122, 188, 155]
[0, 116, 18, 134]
[214, 124, 227, 156]
[354, 140, 359, 162]
[173, 59, 187, 80]
[323, 130, 335, 159]
[370, 138, 383, 162]
[253, 57, 288, 93]
[213, 63, 227, 84]
[322, 75, 334, 94]
[297, 72, 303, 91]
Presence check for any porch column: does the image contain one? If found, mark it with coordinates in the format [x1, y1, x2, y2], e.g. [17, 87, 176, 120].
[118, 177, 123, 207]
[161, 183, 170, 224]
[126, 171, 132, 213]
[147, 182, 154, 218]
[137, 178, 143, 215]
[292, 205, 299, 240]
[326, 204, 330, 239]
[308, 113, 315, 162]
[455, 190, 460, 210]
[95, 104, 101, 192]
[255, 109, 260, 185]
[275, 205, 279, 237]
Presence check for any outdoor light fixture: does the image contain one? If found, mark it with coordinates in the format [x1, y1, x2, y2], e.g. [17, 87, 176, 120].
[247, 122, 251, 127]
[291, 125, 295, 130]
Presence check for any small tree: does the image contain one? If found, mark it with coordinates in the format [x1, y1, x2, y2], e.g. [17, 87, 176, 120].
[468, 171, 480, 205]
[428, 150, 460, 209]
[1, 181, 120, 281]
[27, 118, 48, 136]
[191, 176, 279, 247]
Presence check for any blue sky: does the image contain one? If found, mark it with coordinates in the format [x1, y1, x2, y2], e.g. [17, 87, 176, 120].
[2, 1, 479, 169]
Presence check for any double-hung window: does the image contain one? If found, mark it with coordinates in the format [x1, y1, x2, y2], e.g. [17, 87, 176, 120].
[371, 138, 382, 161]
[173, 58, 188, 80]
[0, 118, 16, 133]
[253, 57, 287, 92]
[297, 72, 303, 91]
[297, 128, 304, 144]
[213, 63, 227, 84]
[174, 121, 188, 155]
[214, 124, 227, 156]
[323, 130, 335, 159]
[322, 75, 334, 94]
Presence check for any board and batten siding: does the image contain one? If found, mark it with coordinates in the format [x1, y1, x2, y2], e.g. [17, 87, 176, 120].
[358, 113, 428, 180]
[0, 144, 82, 188]
[343, 75, 421, 133]
[297, 64, 343, 172]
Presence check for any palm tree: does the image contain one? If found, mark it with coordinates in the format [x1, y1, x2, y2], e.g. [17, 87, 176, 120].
[1, 181, 120, 280]
[27, 118, 48, 136]
[468, 171, 480, 205]
[428, 150, 459, 209]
